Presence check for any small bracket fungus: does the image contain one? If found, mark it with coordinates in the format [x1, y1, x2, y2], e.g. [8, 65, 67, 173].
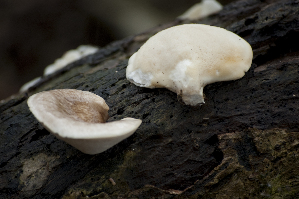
[178, 0, 223, 20]
[44, 45, 99, 76]
[19, 45, 98, 93]
[126, 24, 253, 106]
[19, 76, 42, 93]
[27, 89, 142, 154]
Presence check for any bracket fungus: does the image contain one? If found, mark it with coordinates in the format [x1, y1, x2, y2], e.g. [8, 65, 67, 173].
[178, 0, 223, 20]
[20, 46, 99, 93]
[27, 89, 142, 154]
[126, 24, 253, 106]
[44, 45, 99, 76]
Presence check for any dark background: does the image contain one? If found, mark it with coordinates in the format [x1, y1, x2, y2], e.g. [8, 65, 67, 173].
[0, 0, 235, 100]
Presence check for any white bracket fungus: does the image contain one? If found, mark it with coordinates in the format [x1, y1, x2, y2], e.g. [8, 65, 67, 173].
[44, 45, 99, 76]
[27, 89, 142, 154]
[126, 24, 253, 106]
[19, 45, 99, 93]
[19, 77, 42, 93]
[178, 0, 223, 20]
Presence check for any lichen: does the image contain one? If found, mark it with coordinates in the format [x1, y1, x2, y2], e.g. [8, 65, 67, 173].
[63, 149, 139, 198]
[20, 153, 60, 195]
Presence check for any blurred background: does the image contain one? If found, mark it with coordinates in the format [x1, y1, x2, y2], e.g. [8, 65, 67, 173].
[0, 0, 235, 100]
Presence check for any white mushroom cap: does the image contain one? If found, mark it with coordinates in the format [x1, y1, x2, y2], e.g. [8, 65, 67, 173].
[19, 76, 41, 93]
[44, 45, 99, 76]
[178, 0, 223, 20]
[126, 24, 253, 106]
[27, 89, 142, 154]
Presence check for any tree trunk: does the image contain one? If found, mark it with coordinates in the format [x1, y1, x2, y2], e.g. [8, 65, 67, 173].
[1, 0, 299, 198]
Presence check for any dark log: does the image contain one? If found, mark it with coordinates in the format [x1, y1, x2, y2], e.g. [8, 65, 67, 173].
[1, 0, 299, 198]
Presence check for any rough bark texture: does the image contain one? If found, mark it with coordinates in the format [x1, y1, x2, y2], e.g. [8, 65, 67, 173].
[1, 0, 299, 198]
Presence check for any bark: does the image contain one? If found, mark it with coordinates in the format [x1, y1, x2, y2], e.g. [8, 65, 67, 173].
[1, 0, 299, 198]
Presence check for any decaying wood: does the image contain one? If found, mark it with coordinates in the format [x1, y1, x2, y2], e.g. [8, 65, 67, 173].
[1, 0, 299, 198]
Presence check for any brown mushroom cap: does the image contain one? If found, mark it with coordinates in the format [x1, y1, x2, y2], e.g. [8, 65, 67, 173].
[27, 89, 142, 154]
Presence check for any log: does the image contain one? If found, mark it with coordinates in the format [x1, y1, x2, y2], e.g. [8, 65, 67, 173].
[1, 0, 299, 198]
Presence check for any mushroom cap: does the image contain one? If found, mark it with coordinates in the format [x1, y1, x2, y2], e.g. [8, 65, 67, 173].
[27, 89, 142, 154]
[126, 24, 253, 106]
[44, 45, 99, 76]
[178, 0, 223, 20]
[19, 76, 41, 93]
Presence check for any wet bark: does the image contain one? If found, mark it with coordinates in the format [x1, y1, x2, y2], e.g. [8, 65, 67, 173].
[1, 0, 299, 198]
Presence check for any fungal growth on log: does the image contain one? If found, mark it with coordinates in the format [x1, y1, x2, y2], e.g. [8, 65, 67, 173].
[126, 24, 253, 106]
[27, 89, 142, 154]
[178, 0, 223, 20]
